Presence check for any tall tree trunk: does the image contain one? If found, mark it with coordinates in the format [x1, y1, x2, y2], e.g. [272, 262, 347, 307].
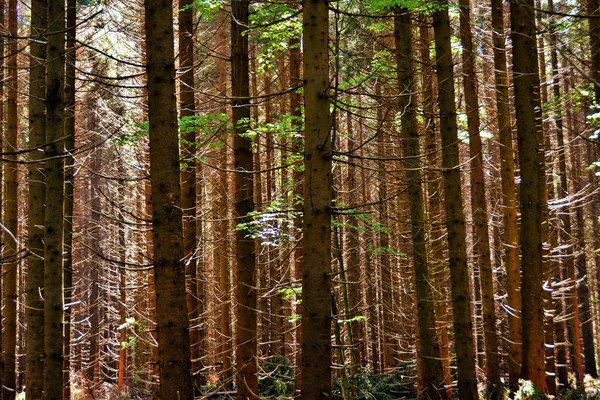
[143, 1, 193, 398]
[510, 0, 547, 390]
[231, 0, 258, 397]
[300, 0, 333, 396]
[88, 132, 101, 388]
[26, 0, 47, 396]
[63, 0, 76, 395]
[288, 37, 306, 391]
[0, 0, 4, 392]
[44, 0, 66, 397]
[588, 0, 600, 106]
[2, 0, 18, 397]
[490, 0, 521, 390]
[418, 18, 452, 395]
[395, 8, 446, 399]
[432, 3, 478, 398]
[563, 69, 598, 379]
[458, 0, 500, 394]
[178, 0, 202, 391]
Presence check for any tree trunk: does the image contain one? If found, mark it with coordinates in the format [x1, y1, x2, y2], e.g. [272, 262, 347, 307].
[231, 0, 258, 397]
[588, 0, 600, 105]
[395, 8, 446, 399]
[44, 0, 66, 397]
[2, 0, 18, 397]
[63, 0, 76, 395]
[300, 0, 333, 396]
[432, 3, 478, 398]
[25, 0, 47, 396]
[458, 0, 501, 394]
[418, 19, 452, 395]
[143, 0, 193, 398]
[178, 0, 202, 390]
[490, 0, 521, 391]
[510, 0, 547, 390]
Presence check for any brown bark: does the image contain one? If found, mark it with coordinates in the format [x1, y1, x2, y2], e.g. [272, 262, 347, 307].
[231, 0, 258, 396]
[25, 0, 46, 396]
[0, 0, 4, 392]
[432, 3, 478, 398]
[563, 70, 597, 379]
[44, 0, 66, 397]
[144, 0, 193, 397]
[63, 0, 76, 395]
[589, 0, 600, 105]
[490, 0, 521, 391]
[546, 3, 584, 382]
[178, 0, 203, 390]
[88, 136, 101, 387]
[395, 8, 446, 400]
[2, 0, 18, 397]
[418, 19, 452, 395]
[343, 115, 366, 368]
[510, 0, 547, 390]
[458, 0, 501, 394]
[289, 36, 305, 392]
[300, 0, 333, 396]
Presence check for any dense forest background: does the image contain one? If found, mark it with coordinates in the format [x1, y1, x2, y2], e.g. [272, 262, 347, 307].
[0, 0, 599, 398]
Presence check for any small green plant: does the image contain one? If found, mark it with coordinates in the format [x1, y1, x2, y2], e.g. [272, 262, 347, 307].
[514, 380, 547, 400]
[258, 356, 295, 398]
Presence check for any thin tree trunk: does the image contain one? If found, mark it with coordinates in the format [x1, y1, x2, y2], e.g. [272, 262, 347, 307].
[458, 0, 501, 394]
[25, 0, 47, 396]
[144, 0, 193, 397]
[2, 0, 18, 397]
[178, 0, 202, 391]
[510, 0, 547, 390]
[289, 36, 305, 393]
[63, 0, 76, 395]
[44, 0, 66, 397]
[546, 1, 584, 383]
[395, 8, 446, 400]
[432, 3, 478, 398]
[231, 0, 258, 396]
[490, 0, 521, 391]
[0, 0, 4, 392]
[300, 0, 333, 396]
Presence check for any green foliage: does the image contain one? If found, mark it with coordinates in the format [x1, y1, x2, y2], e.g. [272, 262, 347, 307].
[514, 380, 547, 400]
[236, 198, 299, 246]
[336, 315, 366, 324]
[193, 0, 223, 20]
[258, 357, 295, 398]
[249, 115, 303, 143]
[179, 113, 228, 138]
[588, 161, 600, 177]
[556, 375, 600, 399]
[277, 286, 302, 301]
[367, 0, 447, 14]
[367, 244, 406, 257]
[334, 361, 418, 399]
[250, 4, 301, 72]
[113, 121, 148, 146]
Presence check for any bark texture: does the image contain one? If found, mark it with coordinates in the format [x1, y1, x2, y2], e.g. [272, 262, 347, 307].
[432, 3, 478, 398]
[144, 0, 193, 397]
[44, 0, 66, 397]
[300, 0, 333, 396]
[2, 0, 18, 397]
[395, 8, 446, 400]
[510, 0, 547, 390]
[231, 0, 258, 397]
[490, 0, 521, 391]
[458, 0, 500, 394]
[25, 0, 47, 396]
